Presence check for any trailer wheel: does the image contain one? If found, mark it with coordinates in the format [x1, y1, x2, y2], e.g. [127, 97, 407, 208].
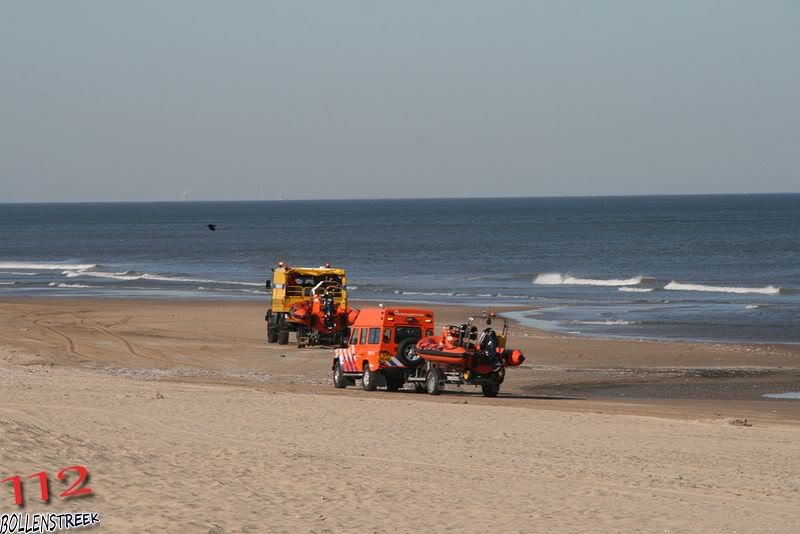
[362, 365, 378, 391]
[426, 368, 441, 395]
[333, 360, 347, 389]
[396, 339, 422, 368]
[494, 367, 506, 384]
[277, 318, 289, 345]
[481, 383, 500, 397]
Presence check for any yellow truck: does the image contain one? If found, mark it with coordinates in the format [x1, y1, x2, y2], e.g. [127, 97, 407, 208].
[265, 262, 353, 347]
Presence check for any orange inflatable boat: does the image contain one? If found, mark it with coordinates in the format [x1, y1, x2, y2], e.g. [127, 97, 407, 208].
[286, 280, 358, 346]
[415, 317, 525, 375]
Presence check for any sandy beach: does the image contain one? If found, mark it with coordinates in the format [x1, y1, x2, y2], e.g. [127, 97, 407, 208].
[5, 1, 799, 531]
[1, 297, 799, 532]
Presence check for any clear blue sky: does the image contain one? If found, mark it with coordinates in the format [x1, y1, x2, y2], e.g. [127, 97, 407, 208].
[1, 1, 798, 201]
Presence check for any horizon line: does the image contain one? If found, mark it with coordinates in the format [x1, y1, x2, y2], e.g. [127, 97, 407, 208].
[1, 191, 799, 205]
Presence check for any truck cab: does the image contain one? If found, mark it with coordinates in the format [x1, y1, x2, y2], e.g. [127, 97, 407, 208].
[332, 307, 435, 391]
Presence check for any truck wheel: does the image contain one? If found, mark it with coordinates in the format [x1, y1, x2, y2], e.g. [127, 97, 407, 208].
[333, 361, 347, 389]
[362, 365, 378, 391]
[396, 339, 422, 368]
[482, 383, 500, 397]
[277, 319, 289, 345]
[297, 326, 307, 348]
[426, 368, 441, 395]
[266, 312, 278, 343]
[386, 374, 403, 392]
[414, 382, 427, 393]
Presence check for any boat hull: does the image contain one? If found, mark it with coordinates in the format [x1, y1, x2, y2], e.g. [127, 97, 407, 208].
[415, 336, 525, 369]
[415, 347, 468, 366]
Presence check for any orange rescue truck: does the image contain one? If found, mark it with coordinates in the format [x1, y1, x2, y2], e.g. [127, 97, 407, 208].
[332, 307, 435, 392]
[265, 262, 356, 348]
[333, 308, 525, 397]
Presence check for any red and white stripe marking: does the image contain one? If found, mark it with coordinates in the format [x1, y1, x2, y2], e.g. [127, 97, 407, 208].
[334, 348, 408, 372]
[335, 346, 359, 373]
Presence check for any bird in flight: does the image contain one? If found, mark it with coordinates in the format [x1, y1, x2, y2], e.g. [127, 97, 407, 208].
[207, 224, 217, 231]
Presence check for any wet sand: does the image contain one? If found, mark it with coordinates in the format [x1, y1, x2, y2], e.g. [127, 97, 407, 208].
[1, 297, 799, 532]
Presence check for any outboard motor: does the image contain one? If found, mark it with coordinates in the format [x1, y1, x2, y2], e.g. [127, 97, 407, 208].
[322, 292, 336, 330]
[478, 328, 502, 368]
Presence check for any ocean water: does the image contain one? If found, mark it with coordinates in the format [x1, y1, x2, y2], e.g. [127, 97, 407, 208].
[1, 195, 798, 344]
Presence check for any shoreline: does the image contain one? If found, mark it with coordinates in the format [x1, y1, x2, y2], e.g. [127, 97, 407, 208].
[3, 294, 800, 353]
[2, 293, 798, 348]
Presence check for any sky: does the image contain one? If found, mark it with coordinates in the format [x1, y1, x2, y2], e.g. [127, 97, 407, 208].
[1, 1, 798, 202]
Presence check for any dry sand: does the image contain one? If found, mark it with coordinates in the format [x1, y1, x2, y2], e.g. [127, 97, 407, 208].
[1, 298, 799, 532]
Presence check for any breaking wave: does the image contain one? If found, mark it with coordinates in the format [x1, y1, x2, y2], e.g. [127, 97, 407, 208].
[197, 286, 264, 294]
[664, 281, 781, 295]
[618, 287, 654, 293]
[65, 269, 261, 287]
[393, 290, 457, 296]
[0, 262, 97, 271]
[569, 320, 638, 326]
[534, 273, 645, 287]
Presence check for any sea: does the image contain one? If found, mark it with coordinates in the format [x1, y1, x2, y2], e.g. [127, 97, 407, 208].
[1, 195, 798, 344]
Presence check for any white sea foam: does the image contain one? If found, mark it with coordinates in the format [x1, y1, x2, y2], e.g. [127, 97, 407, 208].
[56, 283, 97, 289]
[534, 273, 644, 287]
[65, 270, 139, 280]
[0, 271, 38, 276]
[569, 320, 637, 326]
[197, 286, 263, 294]
[664, 281, 781, 295]
[618, 287, 654, 293]
[763, 392, 800, 400]
[0, 262, 96, 271]
[67, 269, 261, 287]
[0, 282, 15, 286]
[394, 290, 456, 296]
[140, 273, 261, 286]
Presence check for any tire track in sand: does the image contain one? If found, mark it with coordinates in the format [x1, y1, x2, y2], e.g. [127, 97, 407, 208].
[31, 317, 90, 363]
[80, 314, 206, 368]
[81, 319, 175, 365]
